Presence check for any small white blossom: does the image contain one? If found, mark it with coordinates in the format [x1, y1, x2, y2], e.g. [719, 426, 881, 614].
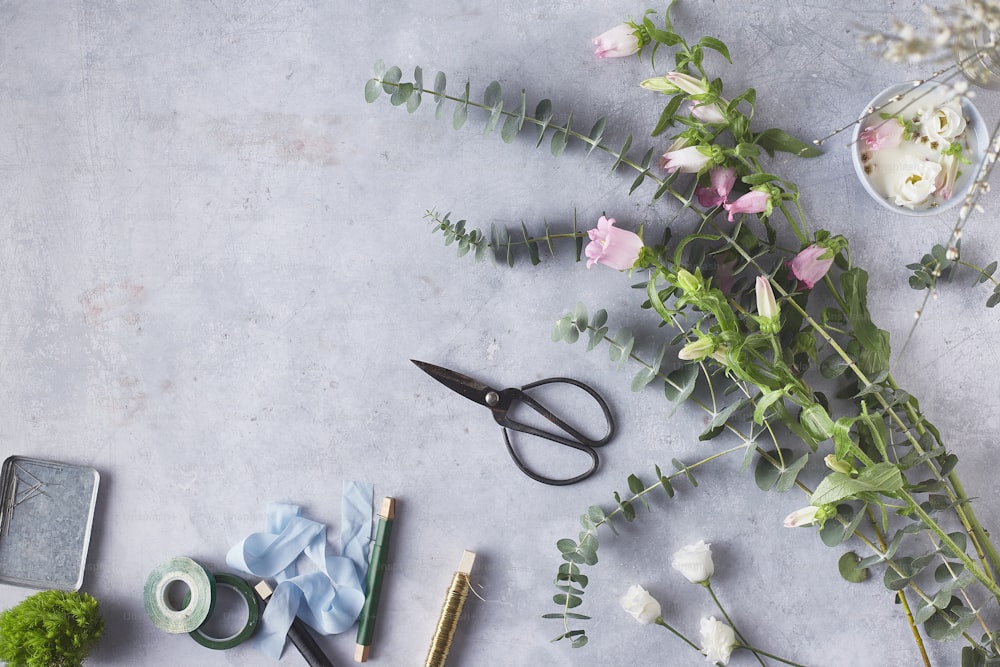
[700, 616, 737, 665]
[671, 540, 715, 584]
[889, 158, 943, 209]
[620, 585, 662, 625]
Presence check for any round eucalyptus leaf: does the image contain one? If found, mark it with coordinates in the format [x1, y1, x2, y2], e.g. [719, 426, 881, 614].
[837, 551, 868, 583]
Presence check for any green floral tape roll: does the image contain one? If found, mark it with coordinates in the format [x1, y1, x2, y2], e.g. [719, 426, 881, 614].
[188, 573, 260, 650]
[143, 556, 216, 634]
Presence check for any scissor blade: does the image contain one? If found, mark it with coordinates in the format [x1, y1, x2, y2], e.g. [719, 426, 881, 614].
[411, 359, 494, 407]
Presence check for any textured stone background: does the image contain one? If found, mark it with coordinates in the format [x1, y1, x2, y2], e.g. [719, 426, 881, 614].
[1, 1, 999, 665]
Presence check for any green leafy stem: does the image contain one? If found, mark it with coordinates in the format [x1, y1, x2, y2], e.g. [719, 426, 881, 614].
[548, 305, 998, 653]
[366, 61, 686, 204]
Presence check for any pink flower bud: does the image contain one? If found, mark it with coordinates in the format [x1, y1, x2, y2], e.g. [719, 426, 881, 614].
[659, 145, 712, 174]
[783, 505, 821, 528]
[859, 119, 904, 150]
[665, 71, 710, 95]
[592, 23, 641, 59]
[755, 276, 781, 335]
[688, 100, 727, 125]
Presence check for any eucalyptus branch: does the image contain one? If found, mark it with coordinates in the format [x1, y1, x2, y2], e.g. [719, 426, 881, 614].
[423, 208, 588, 265]
[368, 64, 706, 211]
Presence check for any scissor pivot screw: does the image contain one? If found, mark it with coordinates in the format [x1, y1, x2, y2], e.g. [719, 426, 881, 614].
[485, 391, 499, 406]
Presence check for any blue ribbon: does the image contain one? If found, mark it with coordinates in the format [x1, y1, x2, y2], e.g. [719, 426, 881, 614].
[226, 482, 374, 659]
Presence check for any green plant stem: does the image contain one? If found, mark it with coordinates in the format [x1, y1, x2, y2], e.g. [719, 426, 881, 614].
[654, 617, 702, 652]
[897, 590, 933, 667]
[865, 506, 933, 667]
[957, 260, 1000, 287]
[931, 535, 1000, 655]
[904, 496, 1000, 600]
[736, 644, 810, 667]
[705, 582, 766, 667]
[885, 375, 1000, 583]
[948, 471, 1000, 579]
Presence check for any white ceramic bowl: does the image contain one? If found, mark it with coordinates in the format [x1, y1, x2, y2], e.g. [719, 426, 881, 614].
[851, 81, 988, 217]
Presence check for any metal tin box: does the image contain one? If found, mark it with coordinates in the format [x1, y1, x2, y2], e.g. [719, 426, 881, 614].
[0, 456, 100, 590]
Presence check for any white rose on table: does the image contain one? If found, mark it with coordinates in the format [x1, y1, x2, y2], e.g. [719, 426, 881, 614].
[700, 616, 737, 665]
[619, 584, 662, 625]
[922, 102, 966, 144]
[670, 540, 715, 584]
[889, 158, 943, 209]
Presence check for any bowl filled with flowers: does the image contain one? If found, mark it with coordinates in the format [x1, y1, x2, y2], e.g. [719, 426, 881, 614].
[852, 80, 988, 216]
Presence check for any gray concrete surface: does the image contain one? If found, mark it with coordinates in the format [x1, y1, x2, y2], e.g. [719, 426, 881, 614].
[1, 1, 999, 665]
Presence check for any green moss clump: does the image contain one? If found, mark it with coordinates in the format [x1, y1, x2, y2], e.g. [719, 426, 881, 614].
[0, 590, 104, 667]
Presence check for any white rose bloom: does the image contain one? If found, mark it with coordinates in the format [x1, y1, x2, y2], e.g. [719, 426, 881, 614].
[671, 540, 715, 584]
[889, 158, 942, 209]
[922, 103, 966, 143]
[700, 616, 737, 665]
[619, 584, 662, 625]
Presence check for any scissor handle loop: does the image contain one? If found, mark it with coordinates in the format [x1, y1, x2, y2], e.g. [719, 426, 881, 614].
[492, 377, 615, 486]
[501, 427, 598, 486]
[500, 377, 615, 447]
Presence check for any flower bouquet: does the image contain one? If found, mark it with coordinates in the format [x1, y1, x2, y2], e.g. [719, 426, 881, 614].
[368, 3, 1000, 665]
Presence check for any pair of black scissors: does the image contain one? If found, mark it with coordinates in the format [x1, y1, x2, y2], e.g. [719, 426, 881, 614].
[412, 360, 615, 486]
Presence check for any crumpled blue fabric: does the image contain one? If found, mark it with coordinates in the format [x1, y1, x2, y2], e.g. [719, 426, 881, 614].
[226, 482, 374, 659]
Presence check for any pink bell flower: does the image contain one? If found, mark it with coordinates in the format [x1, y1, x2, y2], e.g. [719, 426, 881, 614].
[688, 100, 727, 125]
[859, 120, 904, 151]
[786, 244, 834, 289]
[592, 23, 641, 59]
[695, 167, 737, 208]
[723, 189, 770, 221]
[585, 215, 643, 270]
[660, 145, 711, 173]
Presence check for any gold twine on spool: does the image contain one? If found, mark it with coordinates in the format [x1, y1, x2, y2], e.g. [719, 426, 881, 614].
[423, 550, 476, 667]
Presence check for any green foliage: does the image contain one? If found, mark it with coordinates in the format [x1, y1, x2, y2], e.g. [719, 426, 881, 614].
[754, 128, 823, 158]
[366, 62, 667, 201]
[810, 463, 904, 506]
[424, 209, 589, 266]
[903, 242, 1000, 311]
[838, 551, 869, 583]
[548, 463, 701, 647]
[0, 590, 104, 667]
[754, 448, 808, 493]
